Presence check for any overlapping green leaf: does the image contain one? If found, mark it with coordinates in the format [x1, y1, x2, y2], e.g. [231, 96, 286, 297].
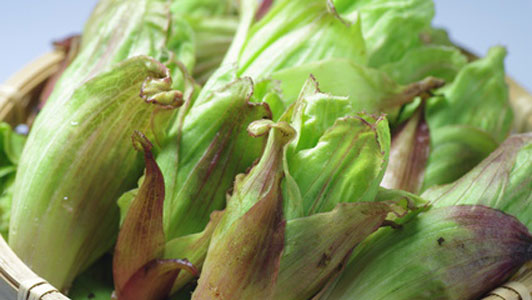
[272, 58, 444, 122]
[333, 0, 434, 67]
[201, 0, 367, 95]
[318, 205, 532, 300]
[274, 201, 402, 300]
[385, 47, 513, 193]
[48, 0, 194, 106]
[282, 77, 391, 218]
[10, 57, 182, 290]
[426, 46, 512, 143]
[159, 78, 271, 240]
[192, 121, 294, 299]
[0, 123, 26, 239]
[423, 133, 532, 231]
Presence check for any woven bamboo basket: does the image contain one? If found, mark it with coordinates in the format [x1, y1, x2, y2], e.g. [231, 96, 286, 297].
[0, 46, 531, 300]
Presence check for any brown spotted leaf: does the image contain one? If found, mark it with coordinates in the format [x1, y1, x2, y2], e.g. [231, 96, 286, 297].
[274, 201, 401, 300]
[192, 121, 295, 300]
[319, 205, 532, 300]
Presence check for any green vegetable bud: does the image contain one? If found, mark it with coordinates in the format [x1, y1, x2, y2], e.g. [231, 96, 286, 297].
[159, 77, 271, 240]
[113, 132, 197, 300]
[9, 56, 182, 290]
[319, 205, 532, 300]
[274, 201, 407, 300]
[192, 120, 294, 299]
[423, 133, 532, 231]
[383, 47, 513, 193]
[281, 77, 392, 218]
[47, 0, 195, 107]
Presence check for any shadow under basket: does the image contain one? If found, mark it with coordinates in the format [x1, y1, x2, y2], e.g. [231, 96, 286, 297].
[0, 48, 531, 300]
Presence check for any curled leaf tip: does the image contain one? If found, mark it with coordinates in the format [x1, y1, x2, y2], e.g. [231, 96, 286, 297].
[131, 131, 153, 153]
[52, 34, 81, 51]
[326, 0, 351, 27]
[307, 74, 321, 91]
[385, 76, 445, 112]
[380, 220, 402, 229]
[140, 76, 184, 108]
[353, 115, 376, 130]
[407, 76, 445, 98]
[165, 258, 200, 277]
[247, 120, 296, 143]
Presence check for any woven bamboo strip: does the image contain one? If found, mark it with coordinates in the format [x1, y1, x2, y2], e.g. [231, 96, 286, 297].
[507, 77, 532, 132]
[0, 50, 63, 126]
[0, 50, 70, 299]
[0, 235, 68, 300]
[483, 263, 532, 300]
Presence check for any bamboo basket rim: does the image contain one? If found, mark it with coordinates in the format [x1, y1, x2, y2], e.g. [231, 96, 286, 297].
[0, 50, 69, 300]
[0, 48, 531, 300]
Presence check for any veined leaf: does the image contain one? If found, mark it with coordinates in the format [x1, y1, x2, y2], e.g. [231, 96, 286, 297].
[319, 205, 532, 300]
[201, 0, 367, 94]
[192, 121, 295, 299]
[272, 58, 444, 121]
[113, 132, 166, 293]
[9, 56, 182, 290]
[48, 0, 194, 107]
[287, 115, 390, 216]
[274, 201, 403, 300]
[282, 77, 391, 217]
[421, 125, 498, 191]
[380, 45, 467, 85]
[426, 46, 512, 144]
[159, 78, 271, 240]
[333, 0, 434, 67]
[423, 133, 532, 231]
[113, 132, 198, 300]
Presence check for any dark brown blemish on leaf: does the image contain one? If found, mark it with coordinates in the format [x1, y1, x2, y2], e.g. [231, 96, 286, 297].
[381, 220, 402, 230]
[88, 292, 95, 299]
[437, 237, 445, 246]
[318, 253, 331, 268]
